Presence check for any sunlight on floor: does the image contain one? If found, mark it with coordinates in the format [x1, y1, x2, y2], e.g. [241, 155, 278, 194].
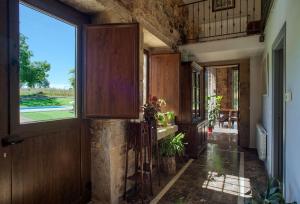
[202, 171, 252, 198]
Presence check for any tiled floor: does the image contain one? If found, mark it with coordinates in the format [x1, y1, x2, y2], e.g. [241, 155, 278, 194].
[157, 129, 267, 204]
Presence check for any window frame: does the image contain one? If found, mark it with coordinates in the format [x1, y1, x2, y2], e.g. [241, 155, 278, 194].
[9, 0, 90, 133]
[192, 68, 205, 122]
[143, 49, 150, 105]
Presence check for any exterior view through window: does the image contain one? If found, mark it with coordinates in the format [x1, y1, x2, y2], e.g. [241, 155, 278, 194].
[19, 2, 77, 123]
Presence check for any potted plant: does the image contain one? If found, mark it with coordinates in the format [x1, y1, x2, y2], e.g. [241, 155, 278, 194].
[143, 96, 166, 123]
[207, 95, 223, 133]
[248, 178, 297, 204]
[160, 132, 185, 175]
[156, 111, 176, 127]
[157, 112, 168, 127]
[166, 111, 175, 125]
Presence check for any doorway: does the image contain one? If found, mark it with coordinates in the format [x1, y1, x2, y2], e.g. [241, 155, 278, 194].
[205, 64, 240, 148]
[272, 24, 286, 185]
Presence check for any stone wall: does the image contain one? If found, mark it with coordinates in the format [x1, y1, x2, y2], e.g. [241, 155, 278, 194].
[216, 68, 232, 109]
[61, 0, 187, 47]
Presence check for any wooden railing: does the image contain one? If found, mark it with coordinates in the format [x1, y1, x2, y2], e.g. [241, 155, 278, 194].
[179, 0, 262, 43]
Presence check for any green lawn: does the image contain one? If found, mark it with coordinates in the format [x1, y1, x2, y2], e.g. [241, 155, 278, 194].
[20, 95, 74, 107]
[21, 111, 75, 122]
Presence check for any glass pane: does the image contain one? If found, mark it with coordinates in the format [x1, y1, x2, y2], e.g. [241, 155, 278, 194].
[19, 3, 77, 123]
[232, 69, 239, 110]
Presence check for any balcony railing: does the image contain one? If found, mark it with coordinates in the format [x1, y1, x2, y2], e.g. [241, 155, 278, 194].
[179, 0, 262, 43]
[261, 0, 274, 32]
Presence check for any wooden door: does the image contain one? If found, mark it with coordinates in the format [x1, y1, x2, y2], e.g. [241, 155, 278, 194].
[149, 53, 181, 115]
[1, 1, 91, 203]
[0, 1, 12, 203]
[84, 23, 140, 119]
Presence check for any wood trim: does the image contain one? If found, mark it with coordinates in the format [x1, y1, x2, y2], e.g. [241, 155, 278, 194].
[0, 1, 12, 203]
[20, 0, 90, 25]
[0, 0, 9, 138]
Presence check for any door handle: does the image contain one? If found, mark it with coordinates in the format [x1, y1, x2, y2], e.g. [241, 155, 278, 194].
[2, 135, 24, 147]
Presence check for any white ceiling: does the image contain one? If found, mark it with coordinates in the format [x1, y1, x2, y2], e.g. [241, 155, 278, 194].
[179, 35, 264, 63]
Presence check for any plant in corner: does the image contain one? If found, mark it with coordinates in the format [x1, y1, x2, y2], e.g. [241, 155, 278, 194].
[207, 95, 223, 132]
[160, 132, 185, 175]
[248, 177, 297, 204]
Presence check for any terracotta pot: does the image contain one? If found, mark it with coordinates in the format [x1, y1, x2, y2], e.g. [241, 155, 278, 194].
[162, 156, 176, 175]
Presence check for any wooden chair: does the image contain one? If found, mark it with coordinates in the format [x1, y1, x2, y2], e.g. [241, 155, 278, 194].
[230, 111, 239, 129]
[218, 111, 229, 128]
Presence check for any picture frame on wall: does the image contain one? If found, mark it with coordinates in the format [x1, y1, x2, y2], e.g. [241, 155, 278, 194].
[212, 0, 235, 12]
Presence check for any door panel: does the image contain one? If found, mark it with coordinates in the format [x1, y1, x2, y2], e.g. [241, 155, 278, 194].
[12, 126, 81, 204]
[0, 0, 11, 203]
[84, 23, 139, 119]
[149, 53, 181, 115]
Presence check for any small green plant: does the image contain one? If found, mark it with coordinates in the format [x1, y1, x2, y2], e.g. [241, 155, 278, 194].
[157, 111, 175, 127]
[249, 178, 297, 204]
[160, 133, 185, 157]
[166, 111, 175, 124]
[207, 95, 223, 128]
[157, 112, 168, 127]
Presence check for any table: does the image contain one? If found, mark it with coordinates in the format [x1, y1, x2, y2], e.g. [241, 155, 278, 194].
[220, 109, 239, 128]
[157, 125, 178, 140]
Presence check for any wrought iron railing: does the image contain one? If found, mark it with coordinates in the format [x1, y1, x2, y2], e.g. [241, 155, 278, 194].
[261, 0, 274, 32]
[179, 0, 262, 42]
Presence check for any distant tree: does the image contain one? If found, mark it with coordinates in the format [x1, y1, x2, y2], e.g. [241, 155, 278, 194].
[19, 33, 51, 88]
[69, 68, 75, 89]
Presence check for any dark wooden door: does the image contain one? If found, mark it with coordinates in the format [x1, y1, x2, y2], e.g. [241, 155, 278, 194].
[0, 1, 12, 203]
[149, 53, 181, 115]
[84, 23, 140, 119]
[0, 1, 91, 203]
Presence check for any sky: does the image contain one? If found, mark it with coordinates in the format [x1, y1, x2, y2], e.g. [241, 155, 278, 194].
[19, 3, 76, 89]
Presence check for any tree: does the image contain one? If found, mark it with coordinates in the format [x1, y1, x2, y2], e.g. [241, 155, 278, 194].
[19, 33, 51, 88]
[69, 68, 75, 89]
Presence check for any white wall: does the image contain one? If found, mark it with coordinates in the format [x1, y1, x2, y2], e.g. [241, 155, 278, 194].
[249, 56, 262, 148]
[262, 0, 300, 202]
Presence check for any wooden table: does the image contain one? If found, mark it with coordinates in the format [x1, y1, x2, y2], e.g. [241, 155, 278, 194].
[220, 109, 238, 128]
[157, 125, 178, 140]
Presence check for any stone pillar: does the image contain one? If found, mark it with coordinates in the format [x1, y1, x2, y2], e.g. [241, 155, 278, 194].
[91, 120, 137, 204]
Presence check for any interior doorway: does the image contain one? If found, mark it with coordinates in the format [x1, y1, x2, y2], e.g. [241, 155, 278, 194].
[205, 65, 240, 148]
[272, 24, 286, 185]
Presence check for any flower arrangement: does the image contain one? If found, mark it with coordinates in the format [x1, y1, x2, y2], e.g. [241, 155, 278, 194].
[143, 96, 166, 123]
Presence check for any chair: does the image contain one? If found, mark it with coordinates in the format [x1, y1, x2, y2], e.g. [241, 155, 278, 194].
[230, 111, 239, 129]
[218, 111, 229, 128]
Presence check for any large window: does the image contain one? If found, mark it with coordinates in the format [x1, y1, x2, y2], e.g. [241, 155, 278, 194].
[19, 2, 77, 123]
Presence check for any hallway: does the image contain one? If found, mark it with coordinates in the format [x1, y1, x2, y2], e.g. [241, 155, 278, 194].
[157, 132, 267, 204]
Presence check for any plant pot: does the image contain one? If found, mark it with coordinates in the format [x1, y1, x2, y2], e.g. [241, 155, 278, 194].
[208, 126, 213, 133]
[161, 156, 176, 175]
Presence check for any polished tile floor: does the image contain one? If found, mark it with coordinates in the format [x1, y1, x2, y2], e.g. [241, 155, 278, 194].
[157, 129, 267, 204]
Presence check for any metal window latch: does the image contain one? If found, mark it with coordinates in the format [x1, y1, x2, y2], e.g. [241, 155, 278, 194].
[2, 135, 24, 147]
